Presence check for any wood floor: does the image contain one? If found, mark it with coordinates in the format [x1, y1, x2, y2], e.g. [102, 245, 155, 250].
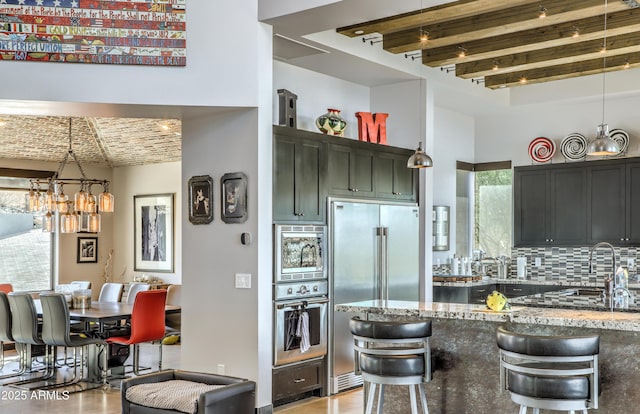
[0, 344, 364, 413]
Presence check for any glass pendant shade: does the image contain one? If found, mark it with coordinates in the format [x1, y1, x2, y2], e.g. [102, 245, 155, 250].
[74, 188, 88, 212]
[586, 124, 620, 156]
[87, 212, 101, 233]
[60, 211, 78, 234]
[43, 189, 56, 212]
[57, 199, 69, 213]
[407, 142, 434, 168]
[42, 212, 55, 233]
[84, 194, 97, 213]
[98, 191, 114, 213]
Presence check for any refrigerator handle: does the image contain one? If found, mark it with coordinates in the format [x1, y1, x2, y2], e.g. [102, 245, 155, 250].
[376, 227, 389, 301]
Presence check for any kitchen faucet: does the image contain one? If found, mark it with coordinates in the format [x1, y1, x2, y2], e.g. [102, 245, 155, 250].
[588, 242, 618, 309]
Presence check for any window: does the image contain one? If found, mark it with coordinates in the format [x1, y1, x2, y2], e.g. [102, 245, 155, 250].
[474, 163, 512, 258]
[0, 173, 53, 291]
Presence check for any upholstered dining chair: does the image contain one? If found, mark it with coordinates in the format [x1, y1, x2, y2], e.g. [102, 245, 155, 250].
[107, 289, 167, 375]
[98, 283, 124, 303]
[39, 293, 108, 388]
[165, 284, 181, 333]
[7, 292, 55, 386]
[126, 283, 151, 304]
[0, 283, 13, 294]
[0, 291, 20, 378]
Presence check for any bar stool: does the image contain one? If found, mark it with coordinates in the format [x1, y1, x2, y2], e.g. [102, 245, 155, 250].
[350, 317, 432, 414]
[496, 326, 599, 414]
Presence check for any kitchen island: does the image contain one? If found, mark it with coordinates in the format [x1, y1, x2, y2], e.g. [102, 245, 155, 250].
[336, 300, 640, 413]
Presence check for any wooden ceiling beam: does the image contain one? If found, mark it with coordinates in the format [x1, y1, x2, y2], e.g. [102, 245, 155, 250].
[484, 52, 640, 89]
[382, 0, 626, 54]
[421, 9, 640, 66]
[336, 0, 538, 38]
[456, 31, 640, 78]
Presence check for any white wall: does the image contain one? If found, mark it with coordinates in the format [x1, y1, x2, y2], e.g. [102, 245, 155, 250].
[273, 60, 370, 138]
[112, 162, 182, 286]
[432, 107, 475, 263]
[0, 2, 260, 108]
[476, 89, 640, 166]
[181, 108, 269, 403]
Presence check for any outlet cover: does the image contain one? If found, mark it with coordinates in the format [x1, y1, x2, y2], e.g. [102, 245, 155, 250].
[534, 257, 542, 267]
[235, 273, 251, 289]
[628, 258, 635, 267]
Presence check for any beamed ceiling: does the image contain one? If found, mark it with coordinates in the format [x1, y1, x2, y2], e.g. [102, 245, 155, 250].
[337, 0, 640, 89]
[0, 116, 181, 169]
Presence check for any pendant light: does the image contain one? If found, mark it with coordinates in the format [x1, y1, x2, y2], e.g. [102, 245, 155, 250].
[25, 118, 115, 233]
[407, 76, 434, 168]
[586, 0, 620, 156]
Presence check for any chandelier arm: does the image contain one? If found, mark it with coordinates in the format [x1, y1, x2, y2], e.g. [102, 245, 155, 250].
[68, 149, 88, 180]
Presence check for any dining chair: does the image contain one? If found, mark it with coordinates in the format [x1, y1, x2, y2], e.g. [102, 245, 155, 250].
[7, 292, 55, 386]
[40, 293, 108, 387]
[98, 283, 124, 303]
[0, 283, 13, 294]
[126, 283, 151, 304]
[0, 291, 19, 377]
[107, 289, 167, 375]
[70, 281, 92, 290]
[165, 284, 181, 333]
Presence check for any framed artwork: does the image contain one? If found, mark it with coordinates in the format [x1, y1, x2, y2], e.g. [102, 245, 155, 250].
[134, 193, 174, 272]
[188, 175, 214, 224]
[221, 172, 248, 223]
[77, 237, 98, 263]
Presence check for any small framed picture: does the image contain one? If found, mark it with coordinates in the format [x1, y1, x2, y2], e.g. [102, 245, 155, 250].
[77, 237, 98, 263]
[221, 172, 248, 223]
[188, 175, 214, 224]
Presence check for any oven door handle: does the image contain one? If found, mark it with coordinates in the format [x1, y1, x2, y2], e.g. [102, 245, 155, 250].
[276, 298, 329, 309]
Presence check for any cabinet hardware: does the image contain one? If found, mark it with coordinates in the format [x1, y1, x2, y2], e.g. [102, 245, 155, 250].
[293, 378, 306, 383]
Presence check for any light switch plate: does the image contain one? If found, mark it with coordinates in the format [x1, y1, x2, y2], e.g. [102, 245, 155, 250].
[235, 273, 251, 289]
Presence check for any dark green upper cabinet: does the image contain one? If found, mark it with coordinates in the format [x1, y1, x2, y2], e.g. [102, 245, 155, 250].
[327, 143, 375, 197]
[374, 152, 417, 201]
[515, 157, 640, 247]
[273, 132, 325, 223]
[514, 165, 587, 246]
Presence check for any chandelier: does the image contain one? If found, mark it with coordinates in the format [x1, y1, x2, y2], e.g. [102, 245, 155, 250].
[25, 118, 114, 233]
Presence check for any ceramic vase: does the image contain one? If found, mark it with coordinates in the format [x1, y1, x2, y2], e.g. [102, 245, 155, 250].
[315, 108, 347, 137]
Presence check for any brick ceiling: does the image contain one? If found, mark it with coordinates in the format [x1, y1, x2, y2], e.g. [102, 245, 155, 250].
[0, 115, 181, 168]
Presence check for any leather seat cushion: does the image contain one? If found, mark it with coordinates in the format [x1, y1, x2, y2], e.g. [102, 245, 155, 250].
[359, 353, 425, 377]
[350, 318, 431, 340]
[508, 369, 590, 400]
[497, 327, 599, 357]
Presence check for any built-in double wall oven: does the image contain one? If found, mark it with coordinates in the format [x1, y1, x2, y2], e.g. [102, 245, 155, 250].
[273, 224, 328, 367]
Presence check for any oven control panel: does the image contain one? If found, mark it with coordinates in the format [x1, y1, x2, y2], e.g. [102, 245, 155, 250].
[274, 280, 328, 300]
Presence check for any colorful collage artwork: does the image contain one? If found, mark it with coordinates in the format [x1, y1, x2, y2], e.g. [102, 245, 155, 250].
[0, 0, 186, 66]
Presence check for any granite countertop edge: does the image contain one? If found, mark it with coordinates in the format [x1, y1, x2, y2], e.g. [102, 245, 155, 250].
[335, 300, 640, 332]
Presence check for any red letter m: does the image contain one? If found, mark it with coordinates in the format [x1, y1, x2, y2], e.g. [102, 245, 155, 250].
[356, 112, 388, 144]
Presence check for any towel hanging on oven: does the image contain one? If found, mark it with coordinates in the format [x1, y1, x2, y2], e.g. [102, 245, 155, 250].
[296, 310, 310, 353]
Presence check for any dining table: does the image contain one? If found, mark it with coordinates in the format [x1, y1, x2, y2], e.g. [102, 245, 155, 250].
[33, 299, 181, 382]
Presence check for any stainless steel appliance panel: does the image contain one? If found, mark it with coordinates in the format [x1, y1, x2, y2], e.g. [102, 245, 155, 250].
[329, 200, 420, 393]
[380, 204, 420, 301]
[330, 201, 379, 379]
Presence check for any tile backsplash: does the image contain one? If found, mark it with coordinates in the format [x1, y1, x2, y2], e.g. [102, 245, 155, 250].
[433, 246, 640, 285]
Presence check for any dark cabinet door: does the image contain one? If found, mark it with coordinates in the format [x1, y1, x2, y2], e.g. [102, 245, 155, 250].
[374, 153, 417, 201]
[273, 135, 324, 223]
[550, 167, 587, 244]
[514, 169, 549, 246]
[626, 162, 640, 243]
[588, 164, 625, 243]
[327, 144, 374, 197]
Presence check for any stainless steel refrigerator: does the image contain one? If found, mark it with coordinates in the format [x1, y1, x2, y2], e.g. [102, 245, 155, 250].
[328, 199, 420, 394]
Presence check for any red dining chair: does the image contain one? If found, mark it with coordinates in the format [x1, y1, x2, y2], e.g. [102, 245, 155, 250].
[0, 283, 14, 294]
[106, 289, 167, 375]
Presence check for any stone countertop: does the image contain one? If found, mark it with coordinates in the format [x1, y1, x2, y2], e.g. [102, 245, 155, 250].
[335, 299, 640, 332]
